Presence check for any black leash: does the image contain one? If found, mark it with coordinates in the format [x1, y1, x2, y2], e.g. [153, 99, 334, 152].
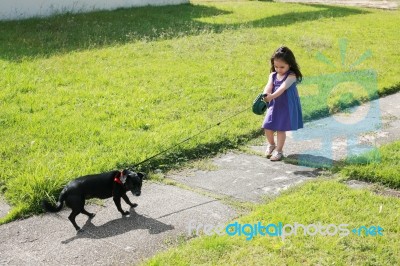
[132, 106, 251, 168]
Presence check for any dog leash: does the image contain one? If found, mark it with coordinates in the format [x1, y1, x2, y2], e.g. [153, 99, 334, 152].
[131, 105, 252, 168]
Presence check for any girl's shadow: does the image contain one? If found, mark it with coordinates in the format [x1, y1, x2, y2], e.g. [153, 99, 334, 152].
[284, 154, 337, 169]
[62, 209, 174, 244]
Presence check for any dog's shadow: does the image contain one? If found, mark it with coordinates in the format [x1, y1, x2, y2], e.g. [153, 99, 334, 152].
[62, 209, 174, 244]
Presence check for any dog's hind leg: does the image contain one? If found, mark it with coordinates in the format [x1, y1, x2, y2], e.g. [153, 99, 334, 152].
[66, 195, 84, 232]
[68, 209, 82, 232]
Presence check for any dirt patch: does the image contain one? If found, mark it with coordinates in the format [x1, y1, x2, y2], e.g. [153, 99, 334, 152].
[0, 196, 11, 219]
[346, 180, 400, 198]
[378, 188, 400, 198]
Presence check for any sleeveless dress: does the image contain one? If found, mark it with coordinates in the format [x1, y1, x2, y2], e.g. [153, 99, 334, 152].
[262, 71, 303, 131]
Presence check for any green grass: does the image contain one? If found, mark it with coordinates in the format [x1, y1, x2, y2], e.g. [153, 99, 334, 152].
[1, 1, 400, 222]
[144, 180, 400, 265]
[339, 141, 400, 189]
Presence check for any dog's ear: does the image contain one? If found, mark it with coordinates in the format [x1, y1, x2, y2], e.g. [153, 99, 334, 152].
[123, 169, 138, 176]
[122, 169, 129, 176]
[137, 172, 146, 180]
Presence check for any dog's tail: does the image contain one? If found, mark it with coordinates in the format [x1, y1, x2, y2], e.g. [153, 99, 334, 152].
[42, 189, 66, 213]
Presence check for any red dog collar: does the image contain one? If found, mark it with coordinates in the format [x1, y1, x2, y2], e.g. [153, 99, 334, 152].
[114, 170, 124, 185]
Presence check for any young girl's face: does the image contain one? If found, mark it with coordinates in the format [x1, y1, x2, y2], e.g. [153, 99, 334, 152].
[273, 59, 290, 75]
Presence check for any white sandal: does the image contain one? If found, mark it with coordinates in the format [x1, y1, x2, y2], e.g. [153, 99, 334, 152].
[265, 144, 276, 159]
[270, 151, 283, 161]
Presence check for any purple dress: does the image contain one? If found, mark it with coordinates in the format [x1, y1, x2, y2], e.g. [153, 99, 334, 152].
[262, 71, 303, 131]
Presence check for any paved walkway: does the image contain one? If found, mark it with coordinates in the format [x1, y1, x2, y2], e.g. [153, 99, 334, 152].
[0, 184, 236, 265]
[1, 92, 399, 265]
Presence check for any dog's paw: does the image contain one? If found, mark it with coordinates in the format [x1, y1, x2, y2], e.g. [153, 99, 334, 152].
[130, 203, 138, 208]
[122, 211, 130, 216]
[76, 228, 84, 234]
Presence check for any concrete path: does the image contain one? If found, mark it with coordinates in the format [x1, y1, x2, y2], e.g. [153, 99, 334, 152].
[0, 92, 399, 265]
[168, 152, 321, 203]
[0, 183, 236, 265]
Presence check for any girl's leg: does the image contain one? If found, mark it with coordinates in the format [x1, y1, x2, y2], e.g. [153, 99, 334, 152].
[264, 129, 276, 158]
[276, 131, 286, 152]
[264, 129, 275, 145]
[270, 131, 286, 161]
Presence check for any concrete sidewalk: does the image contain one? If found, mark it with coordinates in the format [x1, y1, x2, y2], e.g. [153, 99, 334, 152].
[0, 92, 399, 265]
[0, 183, 236, 265]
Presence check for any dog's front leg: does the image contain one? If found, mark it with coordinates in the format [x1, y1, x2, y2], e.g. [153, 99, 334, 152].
[121, 194, 138, 208]
[113, 196, 129, 215]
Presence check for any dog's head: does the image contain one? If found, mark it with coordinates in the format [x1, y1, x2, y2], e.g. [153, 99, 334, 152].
[123, 169, 144, 196]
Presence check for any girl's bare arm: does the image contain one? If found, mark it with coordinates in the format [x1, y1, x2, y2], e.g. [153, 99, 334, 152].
[262, 73, 274, 96]
[265, 74, 296, 102]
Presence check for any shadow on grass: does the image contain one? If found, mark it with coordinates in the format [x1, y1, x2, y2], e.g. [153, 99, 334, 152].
[0, 3, 367, 61]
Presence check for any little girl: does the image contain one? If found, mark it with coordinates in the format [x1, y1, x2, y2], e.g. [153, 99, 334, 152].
[262, 46, 303, 161]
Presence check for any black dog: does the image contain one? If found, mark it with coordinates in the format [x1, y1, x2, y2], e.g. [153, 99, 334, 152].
[42, 169, 143, 232]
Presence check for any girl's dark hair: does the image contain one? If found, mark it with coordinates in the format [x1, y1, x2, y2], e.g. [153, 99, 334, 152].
[270, 46, 302, 82]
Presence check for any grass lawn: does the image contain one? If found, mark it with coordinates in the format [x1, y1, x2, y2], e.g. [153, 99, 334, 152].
[339, 141, 400, 189]
[0, 1, 399, 222]
[143, 180, 400, 265]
